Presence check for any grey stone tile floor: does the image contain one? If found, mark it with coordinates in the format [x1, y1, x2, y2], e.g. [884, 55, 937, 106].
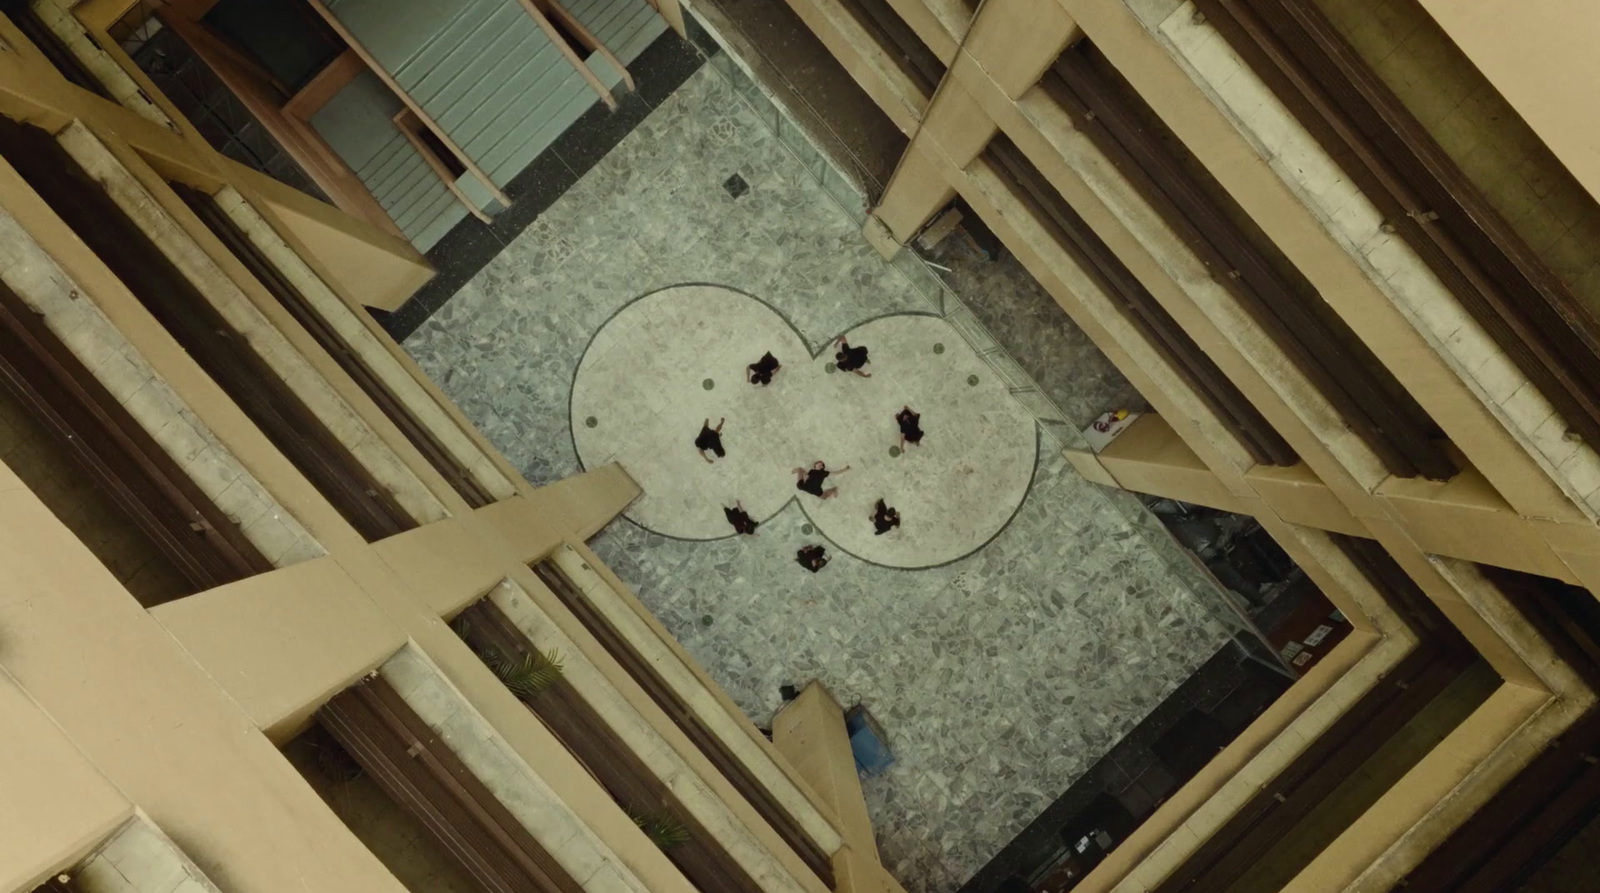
[924, 236, 1149, 429]
[404, 65, 1229, 893]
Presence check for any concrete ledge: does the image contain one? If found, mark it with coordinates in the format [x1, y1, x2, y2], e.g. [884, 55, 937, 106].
[382, 644, 663, 893]
[883, 0, 958, 62]
[1245, 464, 1366, 537]
[1156, 0, 1600, 522]
[148, 556, 405, 739]
[861, 214, 902, 261]
[489, 578, 825, 893]
[74, 813, 227, 893]
[960, 0, 1079, 100]
[0, 667, 133, 893]
[213, 186, 516, 503]
[1297, 683, 1564, 893]
[771, 682, 877, 864]
[778, 0, 931, 135]
[1019, 79, 1393, 492]
[1077, 629, 1390, 893]
[555, 541, 849, 859]
[1095, 414, 1253, 513]
[917, 0, 973, 48]
[228, 161, 434, 315]
[1292, 558, 1600, 891]
[0, 169, 324, 567]
[1063, 446, 1121, 489]
[957, 154, 1261, 483]
[59, 121, 450, 528]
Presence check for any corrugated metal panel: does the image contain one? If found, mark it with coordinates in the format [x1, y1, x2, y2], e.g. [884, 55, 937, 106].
[325, 0, 664, 191]
[387, 167, 442, 227]
[409, 4, 531, 107]
[319, 676, 589, 893]
[401, 192, 464, 242]
[612, 4, 668, 60]
[462, 0, 673, 183]
[445, 41, 572, 148]
[411, 201, 470, 253]
[569, 0, 666, 64]
[322, 0, 474, 73]
[398, 0, 504, 83]
[310, 71, 460, 247]
[311, 0, 665, 250]
[324, 0, 580, 189]
[478, 78, 592, 183]
[363, 143, 418, 198]
[430, 27, 548, 130]
[397, 186, 460, 237]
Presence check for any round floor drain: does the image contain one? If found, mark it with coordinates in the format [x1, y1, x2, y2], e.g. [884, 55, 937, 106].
[584, 416, 598, 428]
[702, 378, 715, 390]
[801, 524, 814, 535]
[824, 362, 837, 374]
[933, 342, 945, 354]
[888, 445, 901, 457]
[967, 374, 980, 386]
[700, 614, 714, 627]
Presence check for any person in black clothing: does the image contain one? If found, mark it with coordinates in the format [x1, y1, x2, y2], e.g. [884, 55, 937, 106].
[833, 336, 872, 377]
[895, 406, 923, 452]
[747, 351, 781, 386]
[723, 501, 759, 536]
[871, 499, 901, 536]
[795, 544, 829, 573]
[793, 460, 850, 499]
[695, 417, 726, 463]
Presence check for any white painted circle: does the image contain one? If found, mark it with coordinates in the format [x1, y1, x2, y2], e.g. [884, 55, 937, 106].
[572, 285, 1036, 567]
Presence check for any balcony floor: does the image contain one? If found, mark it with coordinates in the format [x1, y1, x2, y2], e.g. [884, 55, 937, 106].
[402, 56, 1229, 893]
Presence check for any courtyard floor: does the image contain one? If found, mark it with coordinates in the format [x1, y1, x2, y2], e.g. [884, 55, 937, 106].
[403, 57, 1228, 893]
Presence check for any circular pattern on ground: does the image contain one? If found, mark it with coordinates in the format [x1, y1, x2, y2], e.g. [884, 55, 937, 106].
[571, 285, 1037, 568]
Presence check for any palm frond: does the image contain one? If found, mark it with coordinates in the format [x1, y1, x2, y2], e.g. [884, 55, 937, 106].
[487, 648, 565, 699]
[629, 809, 691, 850]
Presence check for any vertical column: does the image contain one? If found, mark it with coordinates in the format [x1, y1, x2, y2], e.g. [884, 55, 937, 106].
[920, 78, 997, 168]
[866, 80, 995, 254]
[869, 140, 955, 249]
[962, 0, 1080, 99]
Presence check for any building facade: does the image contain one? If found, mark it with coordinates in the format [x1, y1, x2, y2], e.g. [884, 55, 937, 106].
[4, 1, 1600, 893]
[0, 6, 882, 893]
[766, 0, 1600, 889]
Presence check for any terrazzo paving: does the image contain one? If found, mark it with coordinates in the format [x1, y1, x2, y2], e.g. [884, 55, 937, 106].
[404, 62, 1231, 893]
[923, 236, 1149, 429]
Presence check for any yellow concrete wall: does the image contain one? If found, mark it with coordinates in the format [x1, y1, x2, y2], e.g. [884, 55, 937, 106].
[0, 475, 412, 893]
[0, 15, 843, 893]
[774, 0, 1600, 889]
[148, 557, 407, 738]
[0, 666, 132, 893]
[1414, 0, 1600, 214]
